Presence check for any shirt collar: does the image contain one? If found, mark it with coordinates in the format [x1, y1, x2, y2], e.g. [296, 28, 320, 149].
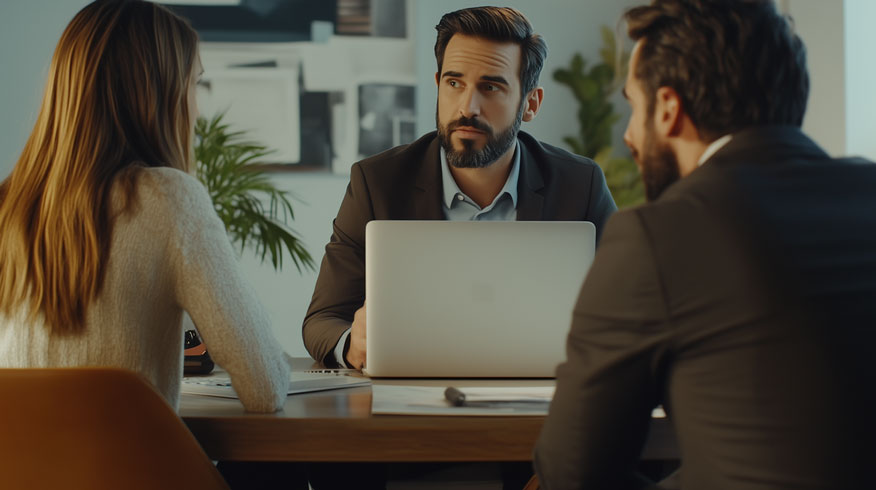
[698, 134, 733, 166]
[440, 140, 520, 209]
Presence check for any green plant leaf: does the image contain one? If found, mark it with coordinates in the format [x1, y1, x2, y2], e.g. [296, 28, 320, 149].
[194, 113, 315, 272]
[553, 25, 644, 208]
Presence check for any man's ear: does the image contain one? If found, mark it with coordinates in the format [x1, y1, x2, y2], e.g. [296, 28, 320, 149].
[653, 86, 684, 137]
[435, 72, 440, 87]
[521, 87, 544, 122]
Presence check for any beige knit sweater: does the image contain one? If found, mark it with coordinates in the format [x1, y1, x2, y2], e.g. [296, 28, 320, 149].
[0, 167, 290, 412]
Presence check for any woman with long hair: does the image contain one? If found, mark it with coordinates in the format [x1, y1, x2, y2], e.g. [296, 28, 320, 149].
[0, 0, 289, 412]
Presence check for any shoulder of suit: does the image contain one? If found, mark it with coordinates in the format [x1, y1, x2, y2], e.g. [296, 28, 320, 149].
[628, 165, 739, 236]
[659, 160, 735, 206]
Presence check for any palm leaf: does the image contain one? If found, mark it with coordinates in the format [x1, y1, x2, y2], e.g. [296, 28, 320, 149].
[194, 114, 315, 273]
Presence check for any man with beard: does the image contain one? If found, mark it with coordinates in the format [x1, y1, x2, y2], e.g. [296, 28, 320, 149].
[534, 1, 876, 489]
[302, 6, 615, 372]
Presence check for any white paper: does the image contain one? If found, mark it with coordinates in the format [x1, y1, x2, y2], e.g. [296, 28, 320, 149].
[370, 385, 668, 418]
[371, 385, 549, 416]
[454, 386, 555, 403]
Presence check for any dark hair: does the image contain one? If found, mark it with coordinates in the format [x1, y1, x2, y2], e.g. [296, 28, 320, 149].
[624, 0, 809, 140]
[435, 6, 547, 97]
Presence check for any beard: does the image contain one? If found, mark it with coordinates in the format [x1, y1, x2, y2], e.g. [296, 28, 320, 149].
[632, 122, 681, 202]
[436, 102, 524, 169]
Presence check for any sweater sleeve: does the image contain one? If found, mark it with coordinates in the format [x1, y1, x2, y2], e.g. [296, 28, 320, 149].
[163, 170, 290, 412]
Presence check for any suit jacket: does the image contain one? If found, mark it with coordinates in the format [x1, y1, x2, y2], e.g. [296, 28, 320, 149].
[535, 126, 876, 490]
[302, 130, 617, 364]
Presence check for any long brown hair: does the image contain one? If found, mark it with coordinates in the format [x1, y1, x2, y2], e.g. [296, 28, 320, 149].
[0, 0, 199, 333]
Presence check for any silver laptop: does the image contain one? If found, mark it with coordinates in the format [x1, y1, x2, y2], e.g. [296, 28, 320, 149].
[182, 373, 371, 398]
[364, 220, 595, 378]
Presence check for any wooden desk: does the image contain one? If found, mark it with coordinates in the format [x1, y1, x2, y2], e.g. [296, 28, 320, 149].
[180, 360, 678, 462]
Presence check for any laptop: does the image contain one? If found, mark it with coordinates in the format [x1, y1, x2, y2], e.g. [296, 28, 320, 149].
[363, 220, 595, 378]
[182, 372, 371, 399]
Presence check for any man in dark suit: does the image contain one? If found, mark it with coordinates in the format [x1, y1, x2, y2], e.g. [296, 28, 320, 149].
[302, 6, 616, 370]
[535, 1, 876, 489]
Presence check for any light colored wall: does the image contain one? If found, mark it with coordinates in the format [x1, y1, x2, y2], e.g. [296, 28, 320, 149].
[237, 173, 348, 357]
[0, 0, 90, 177]
[844, 0, 876, 160]
[783, 0, 875, 160]
[785, 0, 846, 157]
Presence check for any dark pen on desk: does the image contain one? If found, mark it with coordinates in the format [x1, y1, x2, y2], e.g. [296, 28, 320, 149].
[444, 386, 467, 407]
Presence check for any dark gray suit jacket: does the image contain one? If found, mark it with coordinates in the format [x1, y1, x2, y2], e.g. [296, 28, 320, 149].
[302, 130, 617, 365]
[535, 126, 876, 490]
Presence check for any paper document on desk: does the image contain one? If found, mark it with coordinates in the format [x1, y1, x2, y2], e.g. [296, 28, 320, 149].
[371, 385, 552, 416]
[450, 386, 554, 404]
[371, 385, 668, 418]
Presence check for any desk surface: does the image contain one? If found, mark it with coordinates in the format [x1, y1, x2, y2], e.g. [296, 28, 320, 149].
[179, 359, 678, 462]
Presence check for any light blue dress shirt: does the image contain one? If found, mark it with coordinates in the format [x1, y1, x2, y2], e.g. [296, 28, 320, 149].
[440, 141, 520, 221]
[333, 140, 522, 367]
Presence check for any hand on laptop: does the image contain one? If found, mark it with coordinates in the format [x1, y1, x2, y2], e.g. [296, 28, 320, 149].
[345, 304, 367, 369]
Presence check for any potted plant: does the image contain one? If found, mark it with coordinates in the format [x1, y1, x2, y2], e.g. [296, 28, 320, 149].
[194, 113, 314, 271]
[554, 26, 644, 208]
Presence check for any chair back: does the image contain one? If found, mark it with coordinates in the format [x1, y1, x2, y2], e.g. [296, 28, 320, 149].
[0, 367, 230, 490]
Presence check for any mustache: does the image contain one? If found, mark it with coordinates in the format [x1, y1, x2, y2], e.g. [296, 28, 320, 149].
[446, 116, 493, 135]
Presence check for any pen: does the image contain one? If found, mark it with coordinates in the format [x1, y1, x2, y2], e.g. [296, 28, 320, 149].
[444, 386, 466, 406]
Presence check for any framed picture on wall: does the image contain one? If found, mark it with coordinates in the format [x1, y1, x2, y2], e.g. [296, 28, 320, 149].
[162, 0, 415, 173]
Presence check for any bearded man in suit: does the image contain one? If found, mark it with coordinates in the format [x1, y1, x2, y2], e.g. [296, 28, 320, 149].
[303, 6, 616, 371]
[535, 1, 876, 489]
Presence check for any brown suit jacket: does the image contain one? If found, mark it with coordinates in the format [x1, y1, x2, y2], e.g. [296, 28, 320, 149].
[534, 126, 876, 489]
[302, 130, 617, 365]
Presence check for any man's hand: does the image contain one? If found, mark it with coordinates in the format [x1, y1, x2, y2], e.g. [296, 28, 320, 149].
[345, 304, 367, 369]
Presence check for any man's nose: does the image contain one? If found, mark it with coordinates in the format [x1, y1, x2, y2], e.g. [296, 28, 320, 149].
[623, 123, 633, 150]
[459, 88, 481, 118]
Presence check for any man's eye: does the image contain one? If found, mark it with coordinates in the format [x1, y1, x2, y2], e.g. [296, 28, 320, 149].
[448, 80, 459, 88]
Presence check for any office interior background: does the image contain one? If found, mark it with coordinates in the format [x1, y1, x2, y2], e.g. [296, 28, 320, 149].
[0, 0, 873, 357]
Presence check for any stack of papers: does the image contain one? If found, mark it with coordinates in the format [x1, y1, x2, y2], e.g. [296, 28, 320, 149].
[370, 385, 668, 418]
[371, 385, 552, 416]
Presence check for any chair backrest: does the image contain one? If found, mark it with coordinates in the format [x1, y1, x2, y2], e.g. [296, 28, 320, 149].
[0, 367, 230, 490]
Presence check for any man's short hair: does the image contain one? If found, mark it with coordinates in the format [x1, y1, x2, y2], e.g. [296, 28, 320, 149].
[625, 0, 809, 141]
[434, 6, 547, 98]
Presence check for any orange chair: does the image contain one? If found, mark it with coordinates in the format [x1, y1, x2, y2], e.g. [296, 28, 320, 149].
[0, 367, 230, 490]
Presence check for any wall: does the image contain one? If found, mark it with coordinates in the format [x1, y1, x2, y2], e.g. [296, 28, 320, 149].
[0, 0, 89, 177]
[236, 172, 348, 357]
[844, 0, 876, 160]
[784, 0, 876, 161]
[784, 0, 846, 157]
